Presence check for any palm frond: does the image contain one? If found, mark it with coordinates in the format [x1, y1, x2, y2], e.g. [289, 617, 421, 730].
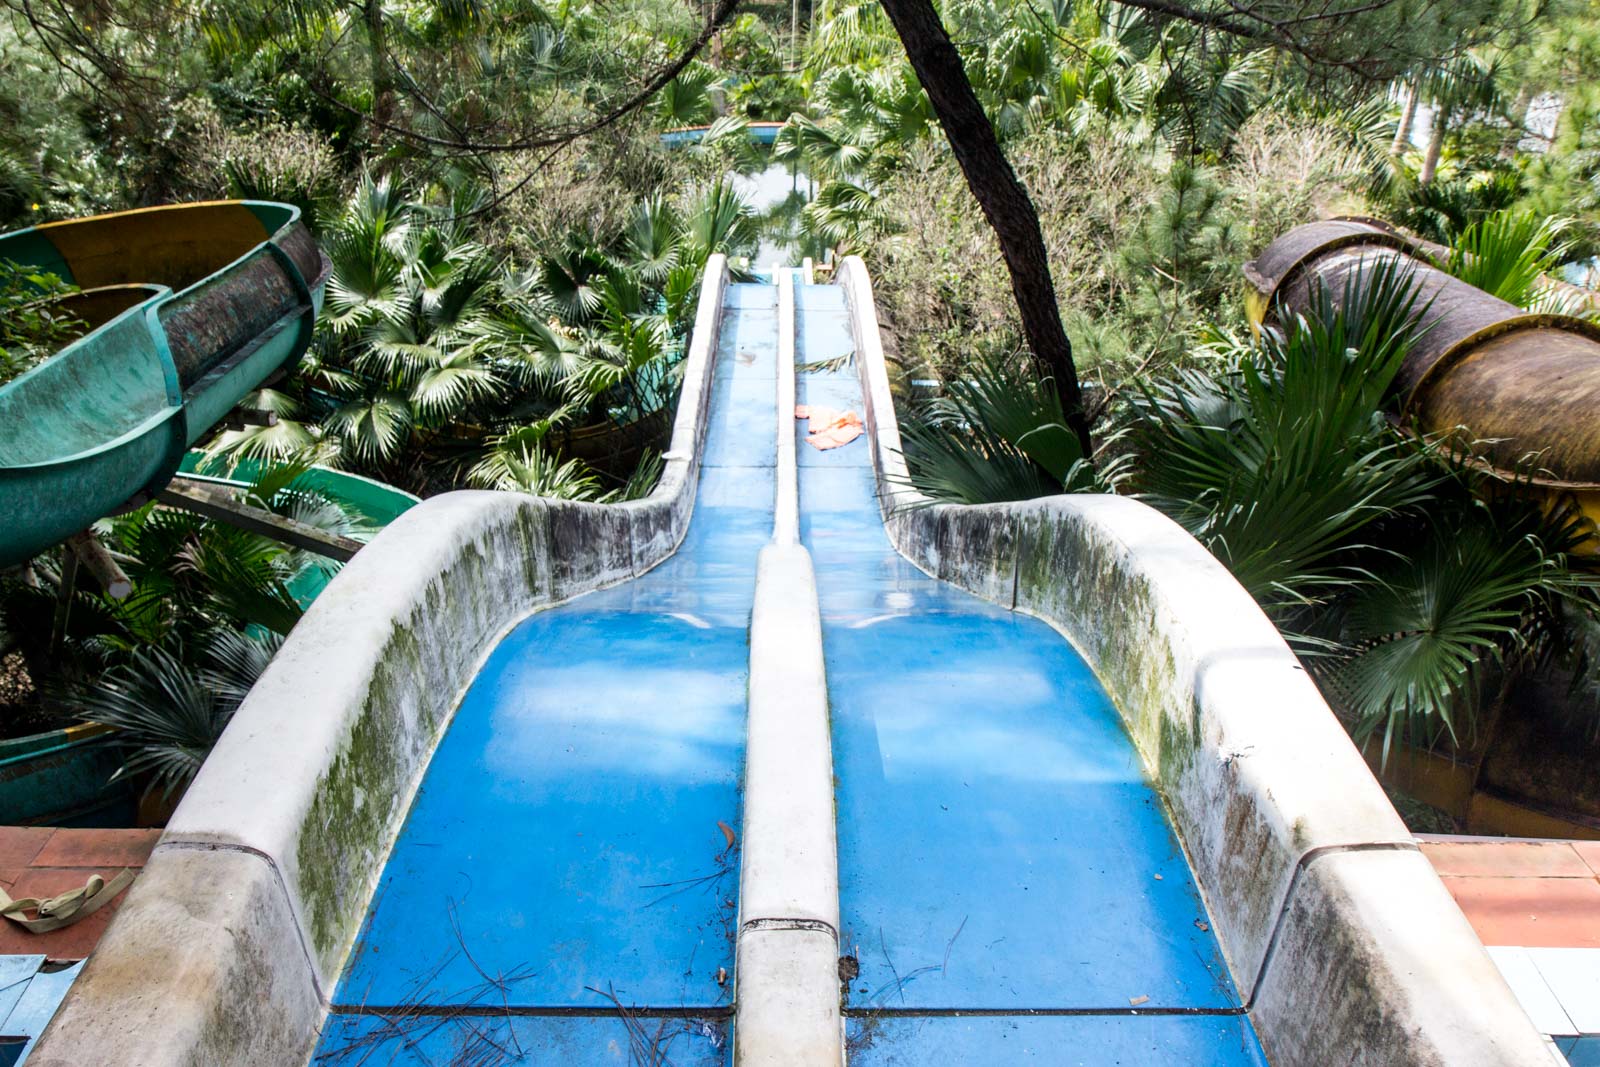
[1445, 209, 1571, 308]
[409, 347, 502, 422]
[623, 196, 683, 284]
[326, 391, 414, 465]
[680, 179, 755, 260]
[899, 353, 1113, 505]
[1131, 256, 1439, 610]
[1316, 492, 1590, 760]
[468, 438, 604, 499]
[76, 629, 280, 798]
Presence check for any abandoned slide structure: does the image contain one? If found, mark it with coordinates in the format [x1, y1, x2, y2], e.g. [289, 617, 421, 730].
[26, 257, 1556, 1065]
[0, 201, 330, 568]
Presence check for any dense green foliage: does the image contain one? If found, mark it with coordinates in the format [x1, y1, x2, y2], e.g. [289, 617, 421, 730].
[0, 463, 376, 791]
[767, 1, 1600, 776]
[0, 260, 80, 384]
[5, 0, 1600, 817]
[1127, 261, 1599, 757]
[0, 0, 785, 796]
[212, 172, 752, 496]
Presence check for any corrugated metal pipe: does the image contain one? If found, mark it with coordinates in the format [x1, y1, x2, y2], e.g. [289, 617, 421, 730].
[1244, 217, 1600, 546]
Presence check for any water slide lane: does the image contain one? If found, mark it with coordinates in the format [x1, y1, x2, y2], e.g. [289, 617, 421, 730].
[794, 282, 1268, 1064]
[313, 282, 778, 1065]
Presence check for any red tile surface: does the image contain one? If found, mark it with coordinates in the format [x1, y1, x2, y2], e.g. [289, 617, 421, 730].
[1420, 840, 1595, 879]
[31, 828, 161, 869]
[1440, 875, 1600, 948]
[1572, 841, 1600, 879]
[0, 867, 137, 960]
[0, 827, 159, 960]
[0, 827, 52, 870]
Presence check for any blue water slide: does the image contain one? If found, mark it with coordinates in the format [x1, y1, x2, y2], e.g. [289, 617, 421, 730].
[25, 258, 1556, 1067]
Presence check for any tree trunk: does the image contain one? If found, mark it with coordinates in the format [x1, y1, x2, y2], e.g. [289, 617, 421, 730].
[365, 0, 393, 126]
[1419, 106, 1445, 185]
[1392, 77, 1418, 155]
[1501, 87, 1532, 158]
[876, 0, 1093, 457]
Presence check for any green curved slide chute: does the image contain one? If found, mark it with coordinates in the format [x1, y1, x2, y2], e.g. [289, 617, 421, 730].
[0, 201, 331, 568]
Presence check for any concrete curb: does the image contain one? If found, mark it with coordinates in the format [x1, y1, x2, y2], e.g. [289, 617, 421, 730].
[733, 268, 844, 1067]
[31, 257, 732, 1066]
[834, 255, 1552, 1067]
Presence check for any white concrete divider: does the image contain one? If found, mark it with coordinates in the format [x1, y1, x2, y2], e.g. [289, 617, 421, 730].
[733, 267, 845, 1067]
[30, 258, 732, 1067]
[834, 256, 1553, 1067]
[774, 268, 799, 546]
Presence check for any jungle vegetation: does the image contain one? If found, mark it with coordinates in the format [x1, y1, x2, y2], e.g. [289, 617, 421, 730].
[2, 0, 1598, 820]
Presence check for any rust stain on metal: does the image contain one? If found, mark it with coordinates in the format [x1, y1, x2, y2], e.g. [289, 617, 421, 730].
[1245, 220, 1600, 544]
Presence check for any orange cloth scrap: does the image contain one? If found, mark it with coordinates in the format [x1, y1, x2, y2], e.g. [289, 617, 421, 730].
[795, 405, 864, 450]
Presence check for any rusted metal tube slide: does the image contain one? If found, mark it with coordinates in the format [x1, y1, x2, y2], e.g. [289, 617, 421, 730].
[1244, 218, 1600, 542]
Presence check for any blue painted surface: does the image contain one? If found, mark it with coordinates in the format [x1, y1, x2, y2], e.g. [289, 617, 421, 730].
[9, 961, 82, 1065]
[317, 1014, 729, 1066]
[0, 957, 41, 1049]
[794, 282, 1265, 1061]
[315, 283, 778, 1061]
[848, 1015, 1266, 1065]
[1566, 1036, 1600, 1066]
[0, 956, 84, 1065]
[659, 123, 783, 147]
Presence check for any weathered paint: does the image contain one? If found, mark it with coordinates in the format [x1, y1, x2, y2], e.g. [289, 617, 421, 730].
[1246, 218, 1600, 544]
[0, 201, 331, 566]
[0, 723, 132, 827]
[795, 280, 1263, 1060]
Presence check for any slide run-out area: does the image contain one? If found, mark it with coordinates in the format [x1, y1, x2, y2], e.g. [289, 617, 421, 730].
[311, 276, 1264, 1066]
[795, 282, 1265, 1065]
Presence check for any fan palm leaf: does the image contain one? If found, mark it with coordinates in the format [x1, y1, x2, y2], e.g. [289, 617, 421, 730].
[898, 353, 1113, 505]
[624, 196, 683, 284]
[537, 241, 612, 324]
[76, 630, 282, 798]
[1444, 209, 1571, 309]
[1316, 491, 1596, 759]
[326, 391, 414, 465]
[681, 179, 755, 260]
[1131, 256, 1440, 610]
[468, 427, 604, 499]
[409, 346, 502, 422]
[658, 62, 717, 126]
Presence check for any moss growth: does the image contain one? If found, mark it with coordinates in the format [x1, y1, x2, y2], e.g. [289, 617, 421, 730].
[296, 614, 426, 969]
[293, 517, 540, 972]
[290, 498, 683, 977]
